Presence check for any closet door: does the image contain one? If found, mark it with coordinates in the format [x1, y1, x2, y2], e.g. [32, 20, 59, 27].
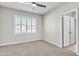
[71, 17, 75, 44]
[63, 15, 70, 47]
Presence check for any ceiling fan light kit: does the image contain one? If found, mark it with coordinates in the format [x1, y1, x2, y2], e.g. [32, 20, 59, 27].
[32, 3, 37, 7]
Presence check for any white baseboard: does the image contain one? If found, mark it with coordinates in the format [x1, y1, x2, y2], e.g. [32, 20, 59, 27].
[0, 39, 41, 46]
[44, 39, 62, 48]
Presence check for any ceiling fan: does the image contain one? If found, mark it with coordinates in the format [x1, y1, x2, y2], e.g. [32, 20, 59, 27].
[20, 2, 46, 8]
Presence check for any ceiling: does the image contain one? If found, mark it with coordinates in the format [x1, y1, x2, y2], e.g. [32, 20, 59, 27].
[0, 2, 64, 15]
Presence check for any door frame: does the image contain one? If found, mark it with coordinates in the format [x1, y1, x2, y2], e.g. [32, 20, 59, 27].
[61, 8, 79, 55]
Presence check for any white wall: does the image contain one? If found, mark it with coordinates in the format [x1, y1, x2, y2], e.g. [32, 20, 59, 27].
[0, 8, 1, 40]
[43, 2, 79, 48]
[0, 7, 43, 46]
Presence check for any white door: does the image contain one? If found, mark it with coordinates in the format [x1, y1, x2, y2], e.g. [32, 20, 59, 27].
[63, 15, 70, 47]
[63, 15, 75, 47]
[71, 17, 75, 44]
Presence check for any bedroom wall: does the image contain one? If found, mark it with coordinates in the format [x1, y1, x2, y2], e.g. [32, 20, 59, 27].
[0, 7, 43, 46]
[43, 2, 79, 49]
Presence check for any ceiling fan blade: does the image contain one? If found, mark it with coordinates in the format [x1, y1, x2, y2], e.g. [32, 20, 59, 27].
[25, 2, 32, 4]
[35, 3, 46, 8]
[20, 2, 32, 5]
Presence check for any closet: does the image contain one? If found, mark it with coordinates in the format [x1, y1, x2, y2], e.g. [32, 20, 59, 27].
[62, 12, 76, 47]
[62, 9, 78, 53]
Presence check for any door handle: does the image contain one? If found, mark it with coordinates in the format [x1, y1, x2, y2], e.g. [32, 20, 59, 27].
[69, 32, 72, 33]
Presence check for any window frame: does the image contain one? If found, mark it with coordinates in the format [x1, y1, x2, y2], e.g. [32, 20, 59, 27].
[14, 15, 37, 34]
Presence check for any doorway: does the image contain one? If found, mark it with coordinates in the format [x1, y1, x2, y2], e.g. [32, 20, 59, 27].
[62, 9, 78, 54]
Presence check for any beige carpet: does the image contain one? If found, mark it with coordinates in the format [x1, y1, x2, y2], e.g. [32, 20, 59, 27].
[66, 44, 76, 53]
[0, 40, 76, 56]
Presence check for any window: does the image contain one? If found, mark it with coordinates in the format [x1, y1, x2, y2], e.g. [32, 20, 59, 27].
[15, 15, 36, 33]
[22, 16, 26, 32]
[27, 17, 32, 32]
